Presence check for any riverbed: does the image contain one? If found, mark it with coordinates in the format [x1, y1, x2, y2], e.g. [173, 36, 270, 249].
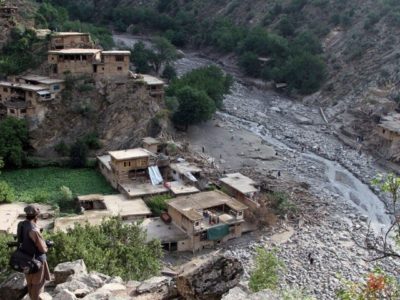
[113, 33, 399, 299]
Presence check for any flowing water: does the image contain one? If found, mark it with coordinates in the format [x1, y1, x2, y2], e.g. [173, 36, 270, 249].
[113, 33, 391, 234]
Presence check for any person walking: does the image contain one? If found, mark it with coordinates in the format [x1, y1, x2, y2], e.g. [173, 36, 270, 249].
[17, 205, 50, 300]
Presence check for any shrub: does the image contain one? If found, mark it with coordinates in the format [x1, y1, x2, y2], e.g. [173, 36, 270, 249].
[46, 217, 163, 280]
[83, 133, 102, 150]
[270, 192, 297, 216]
[0, 233, 14, 281]
[147, 195, 172, 216]
[0, 180, 15, 203]
[249, 248, 284, 292]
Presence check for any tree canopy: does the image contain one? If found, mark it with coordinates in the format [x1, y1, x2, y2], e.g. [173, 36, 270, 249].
[46, 217, 163, 281]
[0, 118, 29, 168]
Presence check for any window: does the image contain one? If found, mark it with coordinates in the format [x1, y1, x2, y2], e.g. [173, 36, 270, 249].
[117, 66, 122, 71]
[194, 221, 200, 227]
[124, 162, 127, 167]
[3, 87, 8, 92]
[53, 85, 60, 91]
[28, 91, 33, 97]
[21, 109, 27, 114]
[115, 56, 124, 62]
[383, 129, 386, 134]
[10, 109, 15, 114]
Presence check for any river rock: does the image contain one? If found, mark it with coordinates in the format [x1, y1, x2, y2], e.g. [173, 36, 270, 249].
[176, 255, 243, 300]
[222, 287, 279, 300]
[0, 272, 27, 300]
[133, 276, 175, 299]
[54, 259, 87, 284]
[53, 289, 77, 300]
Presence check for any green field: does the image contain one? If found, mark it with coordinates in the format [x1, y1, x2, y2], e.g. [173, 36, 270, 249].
[0, 167, 116, 204]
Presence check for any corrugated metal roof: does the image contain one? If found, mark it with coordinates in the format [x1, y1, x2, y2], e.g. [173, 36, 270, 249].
[148, 166, 163, 186]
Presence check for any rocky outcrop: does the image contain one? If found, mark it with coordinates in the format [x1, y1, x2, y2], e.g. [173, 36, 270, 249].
[176, 255, 243, 300]
[54, 259, 87, 284]
[0, 272, 27, 300]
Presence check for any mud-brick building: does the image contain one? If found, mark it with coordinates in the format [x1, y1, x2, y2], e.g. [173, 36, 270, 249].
[16, 75, 65, 94]
[98, 148, 153, 189]
[133, 74, 165, 100]
[48, 49, 131, 79]
[219, 173, 260, 209]
[377, 113, 400, 143]
[0, 5, 17, 19]
[0, 81, 61, 119]
[50, 32, 95, 50]
[167, 191, 248, 252]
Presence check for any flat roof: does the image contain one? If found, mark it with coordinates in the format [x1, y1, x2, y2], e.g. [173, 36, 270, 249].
[97, 155, 112, 171]
[168, 191, 248, 221]
[18, 75, 65, 85]
[77, 194, 104, 202]
[49, 48, 101, 55]
[120, 182, 169, 199]
[103, 194, 151, 216]
[54, 211, 110, 232]
[102, 51, 131, 55]
[143, 137, 161, 145]
[220, 173, 259, 195]
[0, 81, 49, 92]
[142, 218, 189, 243]
[109, 148, 151, 161]
[0, 203, 54, 234]
[139, 74, 165, 86]
[170, 162, 202, 174]
[168, 181, 200, 196]
[380, 113, 400, 134]
[52, 32, 90, 36]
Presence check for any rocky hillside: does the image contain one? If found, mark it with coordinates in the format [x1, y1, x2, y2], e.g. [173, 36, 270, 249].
[28, 76, 167, 155]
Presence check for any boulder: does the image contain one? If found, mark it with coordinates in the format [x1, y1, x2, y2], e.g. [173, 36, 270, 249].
[54, 278, 90, 295]
[69, 273, 104, 290]
[222, 287, 279, 300]
[53, 289, 77, 300]
[0, 272, 27, 300]
[82, 290, 111, 300]
[54, 260, 87, 284]
[176, 255, 243, 300]
[133, 276, 176, 299]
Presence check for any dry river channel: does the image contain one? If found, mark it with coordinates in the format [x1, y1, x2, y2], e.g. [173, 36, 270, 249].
[114, 34, 399, 299]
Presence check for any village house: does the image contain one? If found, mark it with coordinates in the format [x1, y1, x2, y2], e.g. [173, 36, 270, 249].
[142, 137, 162, 154]
[50, 32, 95, 50]
[48, 49, 131, 79]
[0, 81, 56, 119]
[219, 173, 260, 209]
[97, 148, 169, 199]
[0, 4, 17, 19]
[132, 74, 165, 100]
[16, 75, 65, 94]
[377, 113, 400, 143]
[54, 194, 152, 232]
[165, 191, 248, 252]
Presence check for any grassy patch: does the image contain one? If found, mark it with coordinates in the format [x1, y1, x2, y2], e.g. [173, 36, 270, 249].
[0, 167, 116, 205]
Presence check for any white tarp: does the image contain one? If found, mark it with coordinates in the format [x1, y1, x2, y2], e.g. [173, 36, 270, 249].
[148, 166, 163, 186]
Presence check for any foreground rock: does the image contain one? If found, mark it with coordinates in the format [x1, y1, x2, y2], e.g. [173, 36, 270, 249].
[0, 272, 27, 300]
[176, 255, 243, 300]
[54, 259, 87, 284]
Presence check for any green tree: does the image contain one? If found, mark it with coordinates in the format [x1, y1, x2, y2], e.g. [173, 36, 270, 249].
[147, 195, 172, 216]
[131, 41, 152, 74]
[249, 248, 284, 292]
[46, 217, 163, 280]
[69, 140, 88, 168]
[161, 64, 177, 82]
[172, 86, 216, 128]
[274, 53, 326, 94]
[167, 65, 233, 109]
[0, 117, 29, 168]
[150, 37, 178, 74]
[0, 233, 13, 281]
[277, 16, 296, 37]
[239, 52, 261, 77]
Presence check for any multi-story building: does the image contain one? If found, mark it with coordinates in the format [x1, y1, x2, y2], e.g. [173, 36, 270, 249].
[167, 191, 248, 252]
[133, 74, 165, 101]
[48, 49, 131, 79]
[49, 32, 95, 50]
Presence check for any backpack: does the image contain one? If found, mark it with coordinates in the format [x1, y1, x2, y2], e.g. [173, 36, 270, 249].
[9, 248, 42, 274]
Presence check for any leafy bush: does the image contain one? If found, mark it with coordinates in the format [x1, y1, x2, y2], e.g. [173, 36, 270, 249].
[0, 233, 14, 281]
[147, 195, 172, 216]
[46, 217, 163, 280]
[249, 248, 284, 292]
[82, 133, 102, 150]
[0, 181, 14, 203]
[55, 141, 70, 157]
[269, 192, 297, 216]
